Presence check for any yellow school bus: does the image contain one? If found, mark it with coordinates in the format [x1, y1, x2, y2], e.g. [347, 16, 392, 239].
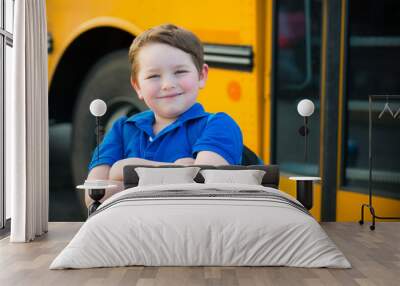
[47, 0, 400, 222]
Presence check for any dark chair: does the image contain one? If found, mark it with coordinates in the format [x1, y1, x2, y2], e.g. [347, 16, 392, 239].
[241, 145, 263, 165]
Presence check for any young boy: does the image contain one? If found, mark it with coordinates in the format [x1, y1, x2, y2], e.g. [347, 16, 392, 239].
[86, 24, 243, 206]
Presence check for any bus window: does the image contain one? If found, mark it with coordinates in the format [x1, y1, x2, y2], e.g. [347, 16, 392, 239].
[274, 0, 322, 176]
[344, 0, 400, 197]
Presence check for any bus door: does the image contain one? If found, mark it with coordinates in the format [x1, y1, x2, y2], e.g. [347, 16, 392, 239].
[336, 0, 400, 221]
[271, 0, 400, 221]
[269, 0, 323, 219]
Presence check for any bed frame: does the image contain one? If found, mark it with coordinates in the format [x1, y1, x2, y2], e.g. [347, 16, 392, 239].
[122, 164, 313, 211]
[87, 165, 292, 216]
[123, 164, 280, 189]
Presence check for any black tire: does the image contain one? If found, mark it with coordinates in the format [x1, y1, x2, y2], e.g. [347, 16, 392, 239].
[71, 50, 147, 205]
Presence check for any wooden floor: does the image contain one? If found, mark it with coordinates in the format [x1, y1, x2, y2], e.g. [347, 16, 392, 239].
[0, 222, 399, 286]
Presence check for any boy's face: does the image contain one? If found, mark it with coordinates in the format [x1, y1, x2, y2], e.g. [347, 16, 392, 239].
[131, 43, 208, 122]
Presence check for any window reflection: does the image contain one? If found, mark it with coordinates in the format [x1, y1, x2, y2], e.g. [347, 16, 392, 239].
[344, 0, 400, 195]
[274, 0, 322, 176]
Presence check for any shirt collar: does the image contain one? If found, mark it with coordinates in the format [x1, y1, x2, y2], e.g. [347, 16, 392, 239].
[126, 103, 208, 137]
[126, 103, 208, 124]
[126, 109, 154, 125]
[176, 102, 208, 123]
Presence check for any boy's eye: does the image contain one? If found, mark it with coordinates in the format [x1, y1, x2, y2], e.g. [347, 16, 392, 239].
[175, 70, 188, 74]
[146, 75, 159, 79]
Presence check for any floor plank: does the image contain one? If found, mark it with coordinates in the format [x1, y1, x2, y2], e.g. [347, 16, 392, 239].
[0, 222, 399, 286]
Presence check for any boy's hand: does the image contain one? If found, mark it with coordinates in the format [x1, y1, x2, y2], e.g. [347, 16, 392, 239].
[174, 157, 195, 165]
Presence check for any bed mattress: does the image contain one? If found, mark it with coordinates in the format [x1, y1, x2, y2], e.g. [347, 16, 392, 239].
[50, 183, 351, 269]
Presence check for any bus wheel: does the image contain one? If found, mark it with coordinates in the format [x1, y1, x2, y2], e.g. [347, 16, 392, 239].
[71, 49, 147, 203]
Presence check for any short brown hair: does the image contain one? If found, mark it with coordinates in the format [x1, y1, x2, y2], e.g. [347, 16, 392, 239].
[128, 24, 204, 81]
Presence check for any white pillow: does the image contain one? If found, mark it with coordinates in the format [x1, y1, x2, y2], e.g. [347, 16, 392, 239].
[135, 167, 201, 186]
[200, 169, 266, 185]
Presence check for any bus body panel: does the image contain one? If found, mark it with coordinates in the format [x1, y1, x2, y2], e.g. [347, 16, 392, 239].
[46, 0, 400, 222]
[47, 0, 263, 153]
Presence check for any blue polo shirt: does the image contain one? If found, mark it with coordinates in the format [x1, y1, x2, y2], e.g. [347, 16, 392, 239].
[88, 103, 243, 170]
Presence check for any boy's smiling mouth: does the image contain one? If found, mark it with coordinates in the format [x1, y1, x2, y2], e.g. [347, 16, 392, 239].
[159, 92, 183, 99]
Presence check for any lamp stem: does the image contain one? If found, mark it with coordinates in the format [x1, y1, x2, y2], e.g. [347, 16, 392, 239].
[304, 116, 308, 162]
[96, 116, 100, 162]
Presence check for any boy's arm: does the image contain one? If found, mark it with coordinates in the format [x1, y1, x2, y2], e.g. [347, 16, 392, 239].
[108, 157, 196, 181]
[108, 152, 227, 182]
[192, 113, 243, 165]
[194, 151, 229, 165]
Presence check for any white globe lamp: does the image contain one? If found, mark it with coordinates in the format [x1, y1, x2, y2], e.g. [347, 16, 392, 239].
[90, 99, 107, 117]
[297, 99, 315, 161]
[297, 99, 315, 117]
[90, 99, 107, 163]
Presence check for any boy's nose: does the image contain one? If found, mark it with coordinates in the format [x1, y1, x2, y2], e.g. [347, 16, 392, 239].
[161, 75, 177, 90]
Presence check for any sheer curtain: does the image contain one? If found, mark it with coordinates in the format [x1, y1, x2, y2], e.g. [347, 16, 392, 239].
[6, 0, 48, 242]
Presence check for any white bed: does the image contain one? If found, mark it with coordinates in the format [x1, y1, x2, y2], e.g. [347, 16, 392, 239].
[50, 183, 351, 269]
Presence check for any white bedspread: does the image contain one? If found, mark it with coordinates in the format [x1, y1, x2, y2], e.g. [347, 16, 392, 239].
[50, 183, 351, 269]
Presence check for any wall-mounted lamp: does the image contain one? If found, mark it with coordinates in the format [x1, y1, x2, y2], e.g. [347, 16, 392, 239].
[291, 99, 319, 211]
[79, 99, 109, 216]
[297, 99, 315, 161]
[89, 99, 107, 163]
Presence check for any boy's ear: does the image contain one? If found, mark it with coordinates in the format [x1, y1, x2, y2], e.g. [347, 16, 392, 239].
[199, 64, 209, 89]
[130, 76, 144, 100]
